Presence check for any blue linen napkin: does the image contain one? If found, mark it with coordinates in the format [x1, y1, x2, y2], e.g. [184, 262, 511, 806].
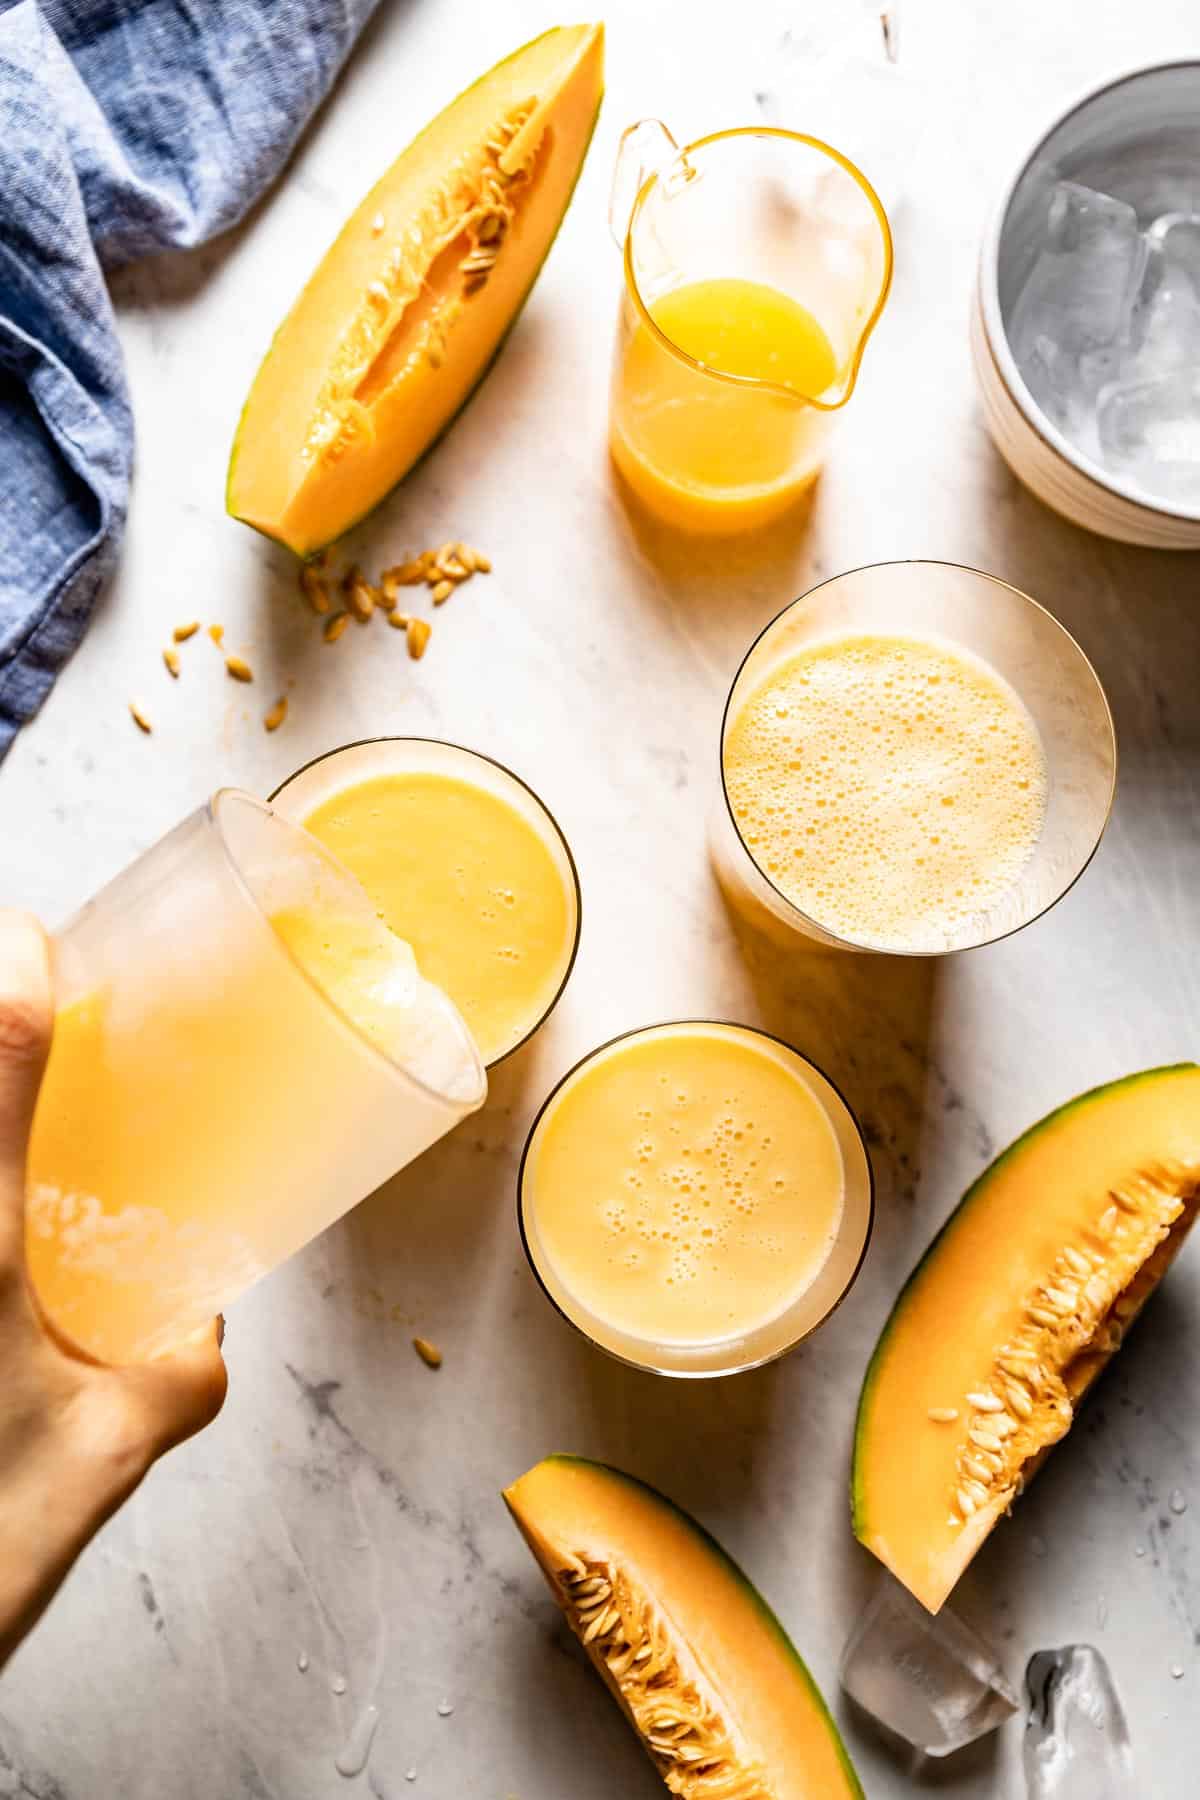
[0, 0, 379, 758]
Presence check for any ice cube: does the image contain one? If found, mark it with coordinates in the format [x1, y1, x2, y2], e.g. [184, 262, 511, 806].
[1129, 239, 1200, 375]
[1019, 333, 1086, 433]
[1010, 183, 1147, 375]
[1097, 369, 1200, 505]
[1146, 210, 1200, 288]
[839, 1572, 1019, 1758]
[1024, 1645, 1135, 1799]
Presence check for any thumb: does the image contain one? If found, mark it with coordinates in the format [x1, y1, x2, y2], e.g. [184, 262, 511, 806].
[0, 911, 53, 1209]
[119, 1317, 229, 1459]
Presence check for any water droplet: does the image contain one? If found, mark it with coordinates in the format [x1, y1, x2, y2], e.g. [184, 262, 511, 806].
[1096, 1595, 1108, 1628]
[1169, 1488, 1187, 1515]
[1134, 1543, 1146, 1558]
[334, 1703, 380, 1778]
[1030, 1534, 1048, 1558]
[297, 1652, 309, 1673]
[1170, 1663, 1184, 1680]
[405, 1770, 418, 1784]
[331, 1675, 347, 1696]
[436, 1698, 454, 1718]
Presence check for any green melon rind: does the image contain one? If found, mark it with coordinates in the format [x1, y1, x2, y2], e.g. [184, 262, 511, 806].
[850, 1062, 1200, 1545]
[226, 25, 604, 557]
[509, 1452, 864, 1799]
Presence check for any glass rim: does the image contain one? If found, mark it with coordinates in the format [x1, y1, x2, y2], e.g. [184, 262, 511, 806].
[623, 124, 895, 412]
[208, 787, 486, 1110]
[268, 736, 583, 1070]
[718, 557, 1119, 956]
[516, 1017, 876, 1380]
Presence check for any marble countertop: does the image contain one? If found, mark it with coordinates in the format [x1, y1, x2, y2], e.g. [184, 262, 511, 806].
[2, 0, 1198, 1794]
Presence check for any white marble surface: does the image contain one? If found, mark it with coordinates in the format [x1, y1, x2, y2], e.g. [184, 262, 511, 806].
[2, 0, 1199, 1794]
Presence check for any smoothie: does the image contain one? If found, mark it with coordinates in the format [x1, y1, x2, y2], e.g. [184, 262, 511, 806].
[275, 742, 579, 1065]
[723, 633, 1049, 951]
[521, 1022, 864, 1372]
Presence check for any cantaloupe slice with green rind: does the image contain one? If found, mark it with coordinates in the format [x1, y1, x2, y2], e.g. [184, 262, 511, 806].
[227, 25, 604, 555]
[853, 1064, 1200, 1615]
[505, 1455, 863, 1799]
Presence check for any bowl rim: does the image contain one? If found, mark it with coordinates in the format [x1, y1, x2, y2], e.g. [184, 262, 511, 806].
[979, 57, 1200, 526]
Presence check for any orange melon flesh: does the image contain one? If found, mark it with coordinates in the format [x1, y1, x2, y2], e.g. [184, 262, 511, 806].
[505, 1455, 863, 1799]
[853, 1065, 1200, 1614]
[227, 25, 604, 555]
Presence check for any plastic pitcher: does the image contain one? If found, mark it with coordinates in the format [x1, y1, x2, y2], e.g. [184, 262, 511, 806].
[608, 122, 893, 532]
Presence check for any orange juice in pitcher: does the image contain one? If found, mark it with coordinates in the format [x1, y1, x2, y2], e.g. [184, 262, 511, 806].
[608, 124, 892, 532]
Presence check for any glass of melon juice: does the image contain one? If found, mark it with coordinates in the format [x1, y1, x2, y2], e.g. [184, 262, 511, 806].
[607, 122, 893, 533]
[26, 793, 487, 1365]
[713, 561, 1117, 955]
[271, 738, 581, 1067]
[519, 1021, 874, 1377]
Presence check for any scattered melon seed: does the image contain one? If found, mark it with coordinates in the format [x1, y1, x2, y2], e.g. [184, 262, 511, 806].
[173, 620, 200, 642]
[324, 612, 349, 643]
[129, 701, 152, 734]
[472, 550, 492, 573]
[208, 623, 225, 646]
[300, 565, 331, 614]
[413, 1336, 443, 1369]
[225, 654, 254, 683]
[406, 617, 431, 659]
[927, 1407, 959, 1423]
[347, 578, 377, 623]
[431, 579, 454, 605]
[387, 609, 411, 630]
[264, 697, 288, 732]
[162, 647, 181, 678]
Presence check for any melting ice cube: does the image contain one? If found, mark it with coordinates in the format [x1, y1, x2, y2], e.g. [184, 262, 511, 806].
[1024, 1645, 1135, 1799]
[839, 1573, 1018, 1757]
[1128, 238, 1200, 376]
[1146, 211, 1200, 288]
[1010, 182, 1146, 367]
[1097, 370, 1200, 504]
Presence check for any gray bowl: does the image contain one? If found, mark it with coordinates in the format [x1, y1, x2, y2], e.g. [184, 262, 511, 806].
[973, 61, 1200, 548]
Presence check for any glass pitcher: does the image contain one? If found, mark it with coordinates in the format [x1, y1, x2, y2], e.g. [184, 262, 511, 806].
[608, 122, 893, 533]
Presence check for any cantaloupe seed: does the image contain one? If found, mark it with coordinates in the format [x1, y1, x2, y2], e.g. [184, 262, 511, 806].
[558, 1554, 770, 1796]
[948, 1163, 1198, 1527]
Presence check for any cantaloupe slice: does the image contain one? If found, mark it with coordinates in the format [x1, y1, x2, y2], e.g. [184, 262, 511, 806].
[227, 25, 604, 555]
[853, 1064, 1200, 1614]
[505, 1455, 863, 1799]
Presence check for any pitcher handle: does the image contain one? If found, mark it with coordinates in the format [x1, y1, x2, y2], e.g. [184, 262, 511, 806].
[609, 119, 686, 250]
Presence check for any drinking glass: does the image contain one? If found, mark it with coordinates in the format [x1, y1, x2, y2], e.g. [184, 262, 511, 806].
[608, 122, 893, 532]
[271, 737, 582, 1067]
[712, 561, 1118, 954]
[26, 792, 486, 1364]
[518, 1021, 874, 1378]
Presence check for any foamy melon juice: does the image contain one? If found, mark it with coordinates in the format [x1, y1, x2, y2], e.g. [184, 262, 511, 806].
[714, 563, 1118, 955]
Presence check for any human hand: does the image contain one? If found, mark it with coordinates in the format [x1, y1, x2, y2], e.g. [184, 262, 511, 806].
[0, 911, 226, 1669]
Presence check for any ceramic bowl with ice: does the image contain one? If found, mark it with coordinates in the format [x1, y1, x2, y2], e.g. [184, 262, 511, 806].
[973, 61, 1200, 549]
